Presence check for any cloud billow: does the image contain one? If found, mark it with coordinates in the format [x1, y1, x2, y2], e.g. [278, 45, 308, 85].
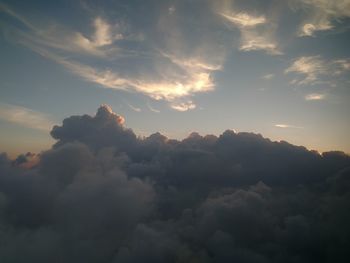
[0, 105, 350, 262]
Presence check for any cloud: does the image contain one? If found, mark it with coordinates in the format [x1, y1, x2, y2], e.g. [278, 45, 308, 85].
[170, 100, 196, 111]
[285, 56, 325, 84]
[92, 17, 115, 47]
[262, 73, 275, 80]
[294, 0, 350, 36]
[275, 124, 304, 129]
[125, 101, 142, 112]
[1, 4, 226, 111]
[0, 5, 122, 57]
[285, 56, 350, 85]
[220, 13, 266, 27]
[0, 103, 54, 131]
[305, 93, 326, 100]
[59, 55, 214, 103]
[0, 105, 350, 262]
[147, 102, 160, 113]
[220, 11, 281, 55]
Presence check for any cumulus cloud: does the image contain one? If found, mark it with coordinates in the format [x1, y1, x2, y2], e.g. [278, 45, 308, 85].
[294, 0, 350, 36]
[0, 103, 54, 131]
[1, 105, 350, 262]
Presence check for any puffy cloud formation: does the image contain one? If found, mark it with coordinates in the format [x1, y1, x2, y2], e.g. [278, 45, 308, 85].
[1, 105, 350, 262]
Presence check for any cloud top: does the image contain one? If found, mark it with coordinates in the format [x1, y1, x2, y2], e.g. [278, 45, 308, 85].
[0, 105, 349, 262]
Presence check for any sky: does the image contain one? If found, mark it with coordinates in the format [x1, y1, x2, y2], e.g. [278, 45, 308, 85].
[1, 0, 350, 156]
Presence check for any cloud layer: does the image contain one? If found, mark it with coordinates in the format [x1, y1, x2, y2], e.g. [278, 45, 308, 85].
[1, 105, 350, 262]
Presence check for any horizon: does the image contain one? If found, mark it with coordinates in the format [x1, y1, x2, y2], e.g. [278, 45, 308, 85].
[3, 104, 349, 159]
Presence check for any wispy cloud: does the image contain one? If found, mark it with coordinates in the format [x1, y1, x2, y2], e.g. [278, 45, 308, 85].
[285, 56, 325, 85]
[262, 73, 275, 80]
[305, 93, 326, 100]
[147, 102, 160, 113]
[0, 104, 54, 131]
[170, 101, 196, 112]
[275, 124, 304, 129]
[124, 101, 141, 112]
[1, 4, 224, 111]
[295, 0, 350, 36]
[285, 56, 350, 85]
[220, 11, 281, 55]
[0, 5, 123, 57]
[220, 13, 266, 27]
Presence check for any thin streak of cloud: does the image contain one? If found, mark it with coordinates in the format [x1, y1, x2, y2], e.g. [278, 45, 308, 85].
[0, 3, 36, 31]
[275, 124, 304, 129]
[262, 73, 275, 80]
[124, 101, 142, 112]
[305, 93, 326, 101]
[0, 104, 54, 131]
[220, 13, 266, 27]
[147, 102, 160, 113]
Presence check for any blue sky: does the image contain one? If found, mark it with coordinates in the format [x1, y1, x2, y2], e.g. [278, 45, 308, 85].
[1, 0, 350, 156]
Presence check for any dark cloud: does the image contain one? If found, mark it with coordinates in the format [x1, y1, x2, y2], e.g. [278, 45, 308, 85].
[0, 105, 350, 262]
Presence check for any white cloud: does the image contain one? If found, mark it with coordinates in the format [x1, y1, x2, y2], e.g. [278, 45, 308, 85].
[170, 101, 196, 112]
[1, 5, 121, 57]
[220, 13, 266, 27]
[275, 124, 304, 129]
[239, 33, 281, 55]
[285, 56, 350, 85]
[0, 104, 54, 131]
[295, 0, 350, 36]
[93, 17, 114, 46]
[125, 101, 141, 112]
[285, 56, 325, 85]
[305, 93, 326, 100]
[1, 3, 223, 111]
[220, 11, 281, 55]
[147, 102, 160, 113]
[37, 50, 213, 109]
[262, 74, 275, 80]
